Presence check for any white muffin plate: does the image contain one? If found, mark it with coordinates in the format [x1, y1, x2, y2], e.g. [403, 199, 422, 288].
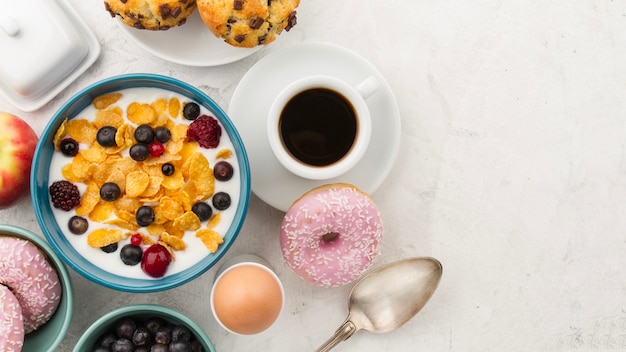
[115, 11, 261, 67]
[229, 41, 401, 212]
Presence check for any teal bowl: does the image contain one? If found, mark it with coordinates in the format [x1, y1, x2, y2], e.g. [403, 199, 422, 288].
[73, 304, 216, 352]
[30, 73, 251, 293]
[0, 224, 73, 352]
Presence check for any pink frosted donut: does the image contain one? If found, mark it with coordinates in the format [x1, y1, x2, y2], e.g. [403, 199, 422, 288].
[0, 285, 25, 352]
[280, 183, 383, 287]
[0, 236, 62, 333]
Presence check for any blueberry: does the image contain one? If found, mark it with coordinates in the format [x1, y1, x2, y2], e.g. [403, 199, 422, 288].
[101, 242, 118, 253]
[144, 317, 167, 334]
[155, 126, 171, 143]
[60, 138, 79, 157]
[170, 340, 192, 352]
[154, 326, 171, 345]
[190, 340, 203, 352]
[161, 163, 175, 176]
[136, 206, 155, 227]
[100, 182, 121, 202]
[112, 338, 134, 352]
[98, 332, 117, 347]
[213, 161, 234, 181]
[183, 102, 200, 120]
[171, 325, 191, 342]
[97, 126, 118, 147]
[135, 348, 150, 352]
[135, 124, 155, 144]
[93, 346, 111, 352]
[68, 215, 88, 235]
[130, 143, 150, 161]
[120, 244, 143, 266]
[132, 326, 152, 346]
[191, 202, 212, 222]
[212, 192, 231, 210]
[115, 318, 136, 340]
[151, 344, 169, 352]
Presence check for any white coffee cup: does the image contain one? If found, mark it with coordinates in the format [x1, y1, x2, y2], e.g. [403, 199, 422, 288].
[210, 254, 284, 335]
[267, 75, 378, 180]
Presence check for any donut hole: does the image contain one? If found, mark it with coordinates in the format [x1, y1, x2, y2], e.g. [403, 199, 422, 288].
[321, 232, 339, 243]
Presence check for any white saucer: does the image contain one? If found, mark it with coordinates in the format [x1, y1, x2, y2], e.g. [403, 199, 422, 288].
[116, 11, 260, 67]
[229, 42, 401, 212]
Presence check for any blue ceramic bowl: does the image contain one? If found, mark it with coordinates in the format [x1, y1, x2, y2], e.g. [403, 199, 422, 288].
[73, 304, 216, 352]
[31, 73, 251, 293]
[0, 225, 73, 352]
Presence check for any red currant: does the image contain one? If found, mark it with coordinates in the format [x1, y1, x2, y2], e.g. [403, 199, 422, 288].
[141, 244, 171, 278]
[130, 233, 142, 246]
[149, 141, 165, 157]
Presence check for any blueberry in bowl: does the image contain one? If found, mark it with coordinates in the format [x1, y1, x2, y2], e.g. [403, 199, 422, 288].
[73, 304, 216, 352]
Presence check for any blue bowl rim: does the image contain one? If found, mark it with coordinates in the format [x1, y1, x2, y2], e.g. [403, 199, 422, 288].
[31, 73, 251, 293]
[0, 224, 74, 352]
[72, 304, 217, 352]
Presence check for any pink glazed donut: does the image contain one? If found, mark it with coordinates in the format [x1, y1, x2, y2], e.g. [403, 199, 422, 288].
[0, 236, 62, 333]
[280, 183, 383, 287]
[0, 285, 25, 352]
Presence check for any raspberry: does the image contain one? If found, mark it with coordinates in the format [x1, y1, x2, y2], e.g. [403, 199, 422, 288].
[49, 180, 81, 211]
[186, 115, 221, 148]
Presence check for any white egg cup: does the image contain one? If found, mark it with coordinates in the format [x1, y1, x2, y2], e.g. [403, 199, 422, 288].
[210, 254, 284, 335]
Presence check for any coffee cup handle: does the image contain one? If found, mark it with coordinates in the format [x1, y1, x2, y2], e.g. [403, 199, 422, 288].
[356, 76, 379, 100]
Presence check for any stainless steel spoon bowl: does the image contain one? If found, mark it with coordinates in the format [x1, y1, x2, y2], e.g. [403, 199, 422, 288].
[314, 257, 443, 352]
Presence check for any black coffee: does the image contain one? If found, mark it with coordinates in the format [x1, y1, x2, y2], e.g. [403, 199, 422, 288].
[279, 88, 358, 167]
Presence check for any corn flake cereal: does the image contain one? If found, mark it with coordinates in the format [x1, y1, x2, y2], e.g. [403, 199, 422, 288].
[127, 102, 156, 125]
[66, 119, 97, 144]
[51, 90, 237, 277]
[87, 228, 122, 248]
[53, 118, 68, 150]
[126, 170, 150, 198]
[196, 229, 224, 253]
[93, 92, 122, 109]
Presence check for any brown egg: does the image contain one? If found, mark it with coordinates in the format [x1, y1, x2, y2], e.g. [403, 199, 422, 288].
[212, 264, 283, 335]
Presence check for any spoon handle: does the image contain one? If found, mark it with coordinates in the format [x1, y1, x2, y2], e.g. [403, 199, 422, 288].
[314, 320, 357, 352]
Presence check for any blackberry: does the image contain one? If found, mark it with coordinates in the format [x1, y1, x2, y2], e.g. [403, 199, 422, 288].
[49, 180, 81, 211]
[186, 115, 221, 149]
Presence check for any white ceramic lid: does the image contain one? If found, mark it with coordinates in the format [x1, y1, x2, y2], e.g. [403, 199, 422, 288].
[0, 0, 100, 111]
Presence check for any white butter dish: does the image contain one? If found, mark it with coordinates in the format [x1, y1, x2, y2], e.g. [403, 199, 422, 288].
[0, 0, 100, 112]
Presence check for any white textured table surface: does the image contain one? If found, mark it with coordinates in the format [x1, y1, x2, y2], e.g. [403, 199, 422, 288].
[2, 1, 626, 351]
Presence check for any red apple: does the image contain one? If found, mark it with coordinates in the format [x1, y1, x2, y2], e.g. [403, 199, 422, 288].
[0, 112, 38, 209]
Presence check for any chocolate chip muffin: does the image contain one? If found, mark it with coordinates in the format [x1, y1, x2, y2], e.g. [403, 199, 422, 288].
[197, 0, 299, 48]
[104, 0, 197, 30]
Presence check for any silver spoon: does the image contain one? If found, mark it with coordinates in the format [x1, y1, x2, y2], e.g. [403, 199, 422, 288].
[314, 257, 443, 352]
